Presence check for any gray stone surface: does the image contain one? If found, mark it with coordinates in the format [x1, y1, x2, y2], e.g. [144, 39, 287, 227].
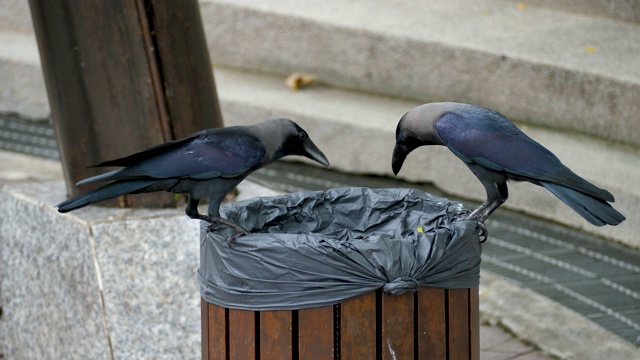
[91, 215, 201, 359]
[199, 0, 640, 148]
[0, 181, 201, 359]
[0, 152, 64, 358]
[480, 271, 640, 360]
[0, 182, 112, 359]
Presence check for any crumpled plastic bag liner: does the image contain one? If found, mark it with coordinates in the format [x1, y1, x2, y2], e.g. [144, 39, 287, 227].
[199, 187, 481, 311]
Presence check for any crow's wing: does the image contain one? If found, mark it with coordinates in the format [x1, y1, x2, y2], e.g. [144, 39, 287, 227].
[93, 132, 203, 168]
[435, 111, 614, 202]
[80, 127, 266, 184]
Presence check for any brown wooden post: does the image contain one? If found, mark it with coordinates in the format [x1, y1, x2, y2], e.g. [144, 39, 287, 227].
[29, 0, 223, 208]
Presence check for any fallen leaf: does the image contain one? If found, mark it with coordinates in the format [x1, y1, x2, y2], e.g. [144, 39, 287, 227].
[286, 73, 316, 90]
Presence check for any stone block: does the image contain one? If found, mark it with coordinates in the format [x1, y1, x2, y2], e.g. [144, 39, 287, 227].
[0, 181, 201, 359]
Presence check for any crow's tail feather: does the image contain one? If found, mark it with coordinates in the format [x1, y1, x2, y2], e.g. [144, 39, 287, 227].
[541, 182, 625, 226]
[57, 180, 154, 213]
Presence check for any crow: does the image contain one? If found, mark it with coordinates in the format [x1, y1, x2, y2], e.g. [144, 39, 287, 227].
[392, 102, 625, 238]
[57, 118, 330, 239]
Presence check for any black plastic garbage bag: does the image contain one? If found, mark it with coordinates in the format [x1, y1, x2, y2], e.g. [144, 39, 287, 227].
[198, 187, 481, 311]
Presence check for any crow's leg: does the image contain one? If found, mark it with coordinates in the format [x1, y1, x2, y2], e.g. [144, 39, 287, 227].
[453, 204, 488, 242]
[474, 181, 508, 223]
[462, 170, 509, 242]
[463, 203, 492, 242]
[206, 216, 249, 239]
[185, 197, 205, 219]
[186, 197, 248, 242]
[466, 201, 491, 220]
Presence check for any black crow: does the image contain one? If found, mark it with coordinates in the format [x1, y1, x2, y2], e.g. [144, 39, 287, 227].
[392, 102, 625, 237]
[57, 118, 330, 239]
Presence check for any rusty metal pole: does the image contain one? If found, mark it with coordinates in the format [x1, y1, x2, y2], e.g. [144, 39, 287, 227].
[29, 0, 223, 208]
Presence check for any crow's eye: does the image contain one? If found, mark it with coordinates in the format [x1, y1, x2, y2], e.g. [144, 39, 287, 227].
[298, 132, 307, 141]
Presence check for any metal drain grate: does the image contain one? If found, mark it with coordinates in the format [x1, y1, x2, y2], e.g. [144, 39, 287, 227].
[2, 113, 639, 346]
[0, 114, 58, 159]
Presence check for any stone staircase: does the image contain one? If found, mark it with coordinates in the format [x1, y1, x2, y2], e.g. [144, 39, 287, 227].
[1, 0, 639, 247]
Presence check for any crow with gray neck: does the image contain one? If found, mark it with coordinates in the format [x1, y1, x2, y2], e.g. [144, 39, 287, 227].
[393, 102, 625, 239]
[58, 118, 330, 240]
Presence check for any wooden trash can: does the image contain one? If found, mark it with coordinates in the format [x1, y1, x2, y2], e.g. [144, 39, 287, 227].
[202, 287, 479, 359]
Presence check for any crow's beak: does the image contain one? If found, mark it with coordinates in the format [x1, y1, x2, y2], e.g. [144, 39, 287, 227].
[392, 143, 408, 175]
[302, 137, 330, 168]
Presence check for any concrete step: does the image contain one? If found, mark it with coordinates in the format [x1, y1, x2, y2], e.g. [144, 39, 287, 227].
[503, 0, 640, 24]
[0, 31, 48, 119]
[198, 0, 640, 148]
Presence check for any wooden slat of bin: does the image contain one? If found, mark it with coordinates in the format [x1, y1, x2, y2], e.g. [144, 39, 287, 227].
[203, 286, 480, 359]
[298, 306, 334, 360]
[470, 287, 480, 360]
[260, 310, 293, 359]
[417, 287, 447, 359]
[228, 309, 256, 360]
[381, 291, 414, 359]
[340, 291, 377, 359]
[204, 301, 227, 360]
[201, 299, 209, 360]
[447, 289, 470, 360]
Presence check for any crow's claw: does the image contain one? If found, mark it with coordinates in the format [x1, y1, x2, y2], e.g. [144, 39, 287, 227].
[477, 222, 488, 243]
[226, 229, 249, 244]
[200, 215, 250, 243]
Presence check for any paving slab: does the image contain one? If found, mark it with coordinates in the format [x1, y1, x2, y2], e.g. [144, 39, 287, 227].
[480, 271, 640, 359]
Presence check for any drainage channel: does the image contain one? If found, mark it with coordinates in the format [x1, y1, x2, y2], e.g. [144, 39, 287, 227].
[2, 114, 639, 346]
